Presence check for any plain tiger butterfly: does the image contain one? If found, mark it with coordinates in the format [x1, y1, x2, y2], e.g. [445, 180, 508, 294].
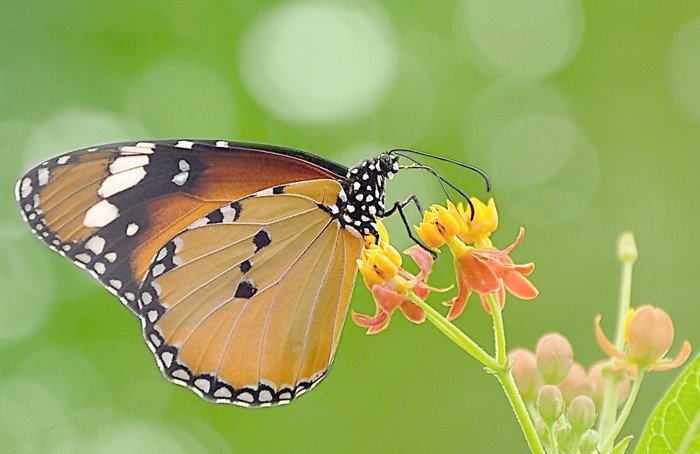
[15, 139, 488, 407]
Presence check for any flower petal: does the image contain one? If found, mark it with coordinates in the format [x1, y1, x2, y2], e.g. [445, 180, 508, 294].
[399, 300, 426, 324]
[650, 341, 692, 372]
[460, 252, 501, 294]
[405, 245, 434, 278]
[444, 272, 472, 320]
[503, 271, 539, 300]
[372, 285, 406, 313]
[351, 309, 390, 334]
[595, 315, 626, 360]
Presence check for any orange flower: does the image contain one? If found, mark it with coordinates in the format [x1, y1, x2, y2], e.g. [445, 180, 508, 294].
[415, 198, 538, 319]
[446, 228, 538, 319]
[595, 305, 691, 375]
[352, 223, 437, 334]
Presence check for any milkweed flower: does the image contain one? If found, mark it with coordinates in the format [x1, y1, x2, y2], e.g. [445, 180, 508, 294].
[595, 305, 691, 375]
[352, 222, 437, 334]
[415, 198, 538, 319]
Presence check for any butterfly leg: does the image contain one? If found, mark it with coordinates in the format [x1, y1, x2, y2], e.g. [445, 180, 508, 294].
[383, 195, 438, 259]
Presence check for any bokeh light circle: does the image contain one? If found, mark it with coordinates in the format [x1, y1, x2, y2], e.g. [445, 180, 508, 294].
[670, 16, 700, 124]
[461, 0, 584, 78]
[490, 113, 575, 188]
[23, 108, 145, 167]
[239, 0, 398, 124]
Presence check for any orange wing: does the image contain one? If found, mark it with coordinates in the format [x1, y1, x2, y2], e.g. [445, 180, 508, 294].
[15, 140, 345, 314]
[138, 179, 363, 407]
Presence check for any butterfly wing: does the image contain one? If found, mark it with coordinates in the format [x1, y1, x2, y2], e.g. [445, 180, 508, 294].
[138, 179, 363, 406]
[15, 140, 345, 313]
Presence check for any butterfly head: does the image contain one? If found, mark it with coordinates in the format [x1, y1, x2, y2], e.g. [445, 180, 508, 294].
[336, 154, 399, 238]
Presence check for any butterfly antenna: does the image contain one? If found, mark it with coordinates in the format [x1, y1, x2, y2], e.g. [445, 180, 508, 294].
[389, 148, 491, 192]
[393, 152, 476, 219]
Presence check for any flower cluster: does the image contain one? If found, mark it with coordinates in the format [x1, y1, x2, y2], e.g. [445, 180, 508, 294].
[509, 333, 628, 453]
[353, 197, 539, 333]
[415, 199, 538, 318]
[351, 222, 435, 334]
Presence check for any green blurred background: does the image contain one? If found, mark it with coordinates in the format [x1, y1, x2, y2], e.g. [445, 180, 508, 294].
[2, 0, 699, 452]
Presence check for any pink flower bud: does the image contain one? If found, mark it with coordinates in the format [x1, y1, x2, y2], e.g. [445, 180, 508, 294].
[536, 333, 574, 385]
[626, 305, 675, 364]
[588, 361, 630, 409]
[558, 362, 590, 405]
[567, 396, 597, 434]
[537, 385, 564, 424]
[509, 348, 542, 402]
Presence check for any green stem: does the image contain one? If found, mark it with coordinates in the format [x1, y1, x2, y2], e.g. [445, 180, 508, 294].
[487, 293, 507, 364]
[408, 293, 498, 370]
[496, 370, 547, 454]
[598, 256, 635, 437]
[599, 371, 644, 453]
[408, 291, 545, 454]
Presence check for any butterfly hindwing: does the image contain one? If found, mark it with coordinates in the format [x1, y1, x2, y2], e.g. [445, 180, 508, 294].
[15, 140, 345, 313]
[138, 179, 363, 407]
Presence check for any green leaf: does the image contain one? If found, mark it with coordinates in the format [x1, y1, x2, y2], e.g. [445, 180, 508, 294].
[612, 435, 633, 453]
[635, 355, 700, 453]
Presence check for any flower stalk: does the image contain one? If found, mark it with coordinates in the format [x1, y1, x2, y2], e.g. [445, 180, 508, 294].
[597, 232, 637, 437]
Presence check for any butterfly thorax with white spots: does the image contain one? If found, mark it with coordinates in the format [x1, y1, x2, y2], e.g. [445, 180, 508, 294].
[332, 153, 398, 238]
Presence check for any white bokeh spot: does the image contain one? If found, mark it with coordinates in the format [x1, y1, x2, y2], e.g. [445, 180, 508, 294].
[23, 108, 145, 167]
[462, 0, 584, 78]
[670, 16, 700, 125]
[239, 0, 398, 124]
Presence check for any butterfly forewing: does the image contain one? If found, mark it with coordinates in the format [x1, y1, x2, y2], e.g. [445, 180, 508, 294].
[15, 140, 344, 313]
[139, 179, 363, 406]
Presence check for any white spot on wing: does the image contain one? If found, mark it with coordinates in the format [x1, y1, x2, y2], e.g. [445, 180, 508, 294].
[85, 236, 106, 254]
[37, 168, 50, 186]
[20, 178, 32, 199]
[194, 379, 211, 393]
[57, 156, 70, 165]
[84, 200, 119, 227]
[152, 263, 166, 277]
[104, 252, 117, 262]
[175, 140, 194, 149]
[98, 166, 147, 198]
[161, 351, 173, 368]
[214, 387, 232, 398]
[126, 223, 139, 236]
[215, 140, 229, 147]
[93, 262, 106, 274]
[172, 171, 189, 185]
[109, 279, 122, 290]
[178, 160, 190, 171]
[109, 155, 149, 173]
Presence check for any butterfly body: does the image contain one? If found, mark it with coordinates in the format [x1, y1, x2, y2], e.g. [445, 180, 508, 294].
[16, 139, 398, 407]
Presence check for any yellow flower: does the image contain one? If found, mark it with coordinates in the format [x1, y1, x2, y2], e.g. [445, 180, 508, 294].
[457, 197, 498, 248]
[415, 197, 537, 319]
[354, 221, 438, 334]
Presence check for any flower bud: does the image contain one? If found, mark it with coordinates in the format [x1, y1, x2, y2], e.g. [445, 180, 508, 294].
[558, 362, 590, 405]
[509, 348, 542, 402]
[625, 305, 675, 365]
[536, 385, 564, 424]
[578, 430, 600, 454]
[588, 361, 630, 409]
[617, 231, 638, 264]
[536, 333, 574, 384]
[567, 396, 597, 434]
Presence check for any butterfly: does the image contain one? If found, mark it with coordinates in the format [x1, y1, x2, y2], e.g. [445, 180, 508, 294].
[15, 139, 488, 407]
